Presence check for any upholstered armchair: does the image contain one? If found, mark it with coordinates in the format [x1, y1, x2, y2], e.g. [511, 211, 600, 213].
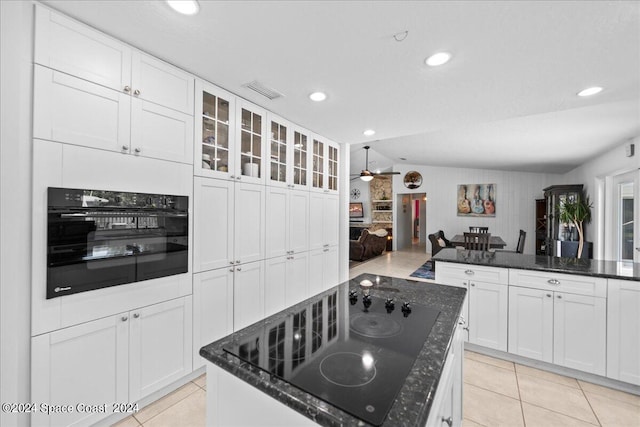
[428, 230, 454, 256]
[349, 229, 388, 261]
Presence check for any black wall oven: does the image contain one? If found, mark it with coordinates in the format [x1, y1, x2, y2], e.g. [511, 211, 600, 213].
[47, 187, 188, 299]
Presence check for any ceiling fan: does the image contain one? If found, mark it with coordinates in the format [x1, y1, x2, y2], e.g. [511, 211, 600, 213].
[351, 146, 401, 181]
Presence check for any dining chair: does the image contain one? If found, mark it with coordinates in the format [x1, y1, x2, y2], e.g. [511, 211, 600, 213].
[463, 232, 491, 250]
[469, 226, 489, 233]
[496, 229, 526, 254]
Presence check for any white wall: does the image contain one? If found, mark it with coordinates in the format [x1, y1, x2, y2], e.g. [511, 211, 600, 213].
[0, 1, 34, 426]
[562, 137, 640, 259]
[391, 164, 561, 254]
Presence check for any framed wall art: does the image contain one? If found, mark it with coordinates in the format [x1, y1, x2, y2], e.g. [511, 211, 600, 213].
[457, 183, 496, 217]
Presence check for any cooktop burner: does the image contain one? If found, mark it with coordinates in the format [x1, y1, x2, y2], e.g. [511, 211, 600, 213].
[223, 290, 440, 426]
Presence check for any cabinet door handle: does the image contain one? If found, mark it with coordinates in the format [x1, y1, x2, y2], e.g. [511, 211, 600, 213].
[470, 283, 475, 287]
[121, 316, 128, 322]
[236, 267, 242, 271]
[230, 175, 235, 179]
[557, 295, 562, 299]
[236, 176, 241, 180]
[442, 416, 453, 427]
[464, 269, 474, 275]
[546, 293, 552, 297]
[236, 260, 241, 264]
[229, 268, 234, 272]
[133, 89, 141, 96]
[133, 313, 140, 319]
[548, 279, 560, 285]
[121, 145, 129, 153]
[134, 148, 141, 155]
[123, 85, 131, 93]
[229, 261, 235, 265]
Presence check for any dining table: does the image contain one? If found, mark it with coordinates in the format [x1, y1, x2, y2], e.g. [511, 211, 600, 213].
[450, 234, 507, 249]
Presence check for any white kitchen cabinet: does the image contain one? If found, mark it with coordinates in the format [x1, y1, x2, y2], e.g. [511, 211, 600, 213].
[35, 5, 132, 92]
[266, 187, 309, 259]
[193, 269, 234, 369]
[34, 64, 193, 164]
[265, 252, 310, 316]
[607, 279, 640, 385]
[308, 246, 339, 296]
[233, 260, 265, 331]
[34, 5, 194, 164]
[310, 136, 339, 194]
[31, 315, 129, 427]
[195, 81, 236, 179]
[553, 291, 606, 376]
[267, 113, 291, 188]
[193, 177, 234, 272]
[508, 286, 554, 362]
[234, 99, 266, 185]
[309, 193, 339, 251]
[234, 182, 266, 264]
[31, 297, 191, 427]
[425, 323, 464, 427]
[129, 297, 193, 401]
[436, 263, 508, 350]
[509, 269, 607, 376]
[289, 126, 312, 191]
[33, 66, 130, 153]
[193, 179, 264, 271]
[468, 280, 508, 351]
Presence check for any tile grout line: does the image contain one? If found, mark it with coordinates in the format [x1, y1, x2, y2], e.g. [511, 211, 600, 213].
[577, 380, 603, 427]
[463, 379, 521, 402]
[132, 385, 201, 426]
[522, 401, 602, 426]
[513, 363, 527, 427]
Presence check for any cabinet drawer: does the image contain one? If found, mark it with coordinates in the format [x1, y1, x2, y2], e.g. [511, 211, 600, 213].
[436, 262, 508, 286]
[509, 269, 607, 298]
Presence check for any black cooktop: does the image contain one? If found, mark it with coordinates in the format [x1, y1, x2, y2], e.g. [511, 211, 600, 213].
[223, 290, 440, 426]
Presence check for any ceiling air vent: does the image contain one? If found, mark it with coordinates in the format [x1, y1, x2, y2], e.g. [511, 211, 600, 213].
[243, 80, 284, 101]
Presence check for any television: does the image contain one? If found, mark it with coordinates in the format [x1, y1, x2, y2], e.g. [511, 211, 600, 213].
[349, 202, 364, 218]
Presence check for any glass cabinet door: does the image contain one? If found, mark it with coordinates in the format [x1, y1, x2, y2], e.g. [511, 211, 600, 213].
[312, 138, 324, 191]
[195, 81, 235, 178]
[327, 144, 339, 192]
[268, 117, 288, 187]
[291, 128, 309, 189]
[236, 100, 265, 184]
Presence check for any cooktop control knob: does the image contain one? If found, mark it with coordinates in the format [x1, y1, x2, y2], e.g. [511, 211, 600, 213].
[362, 294, 372, 309]
[349, 290, 358, 305]
[401, 301, 412, 317]
[384, 298, 395, 313]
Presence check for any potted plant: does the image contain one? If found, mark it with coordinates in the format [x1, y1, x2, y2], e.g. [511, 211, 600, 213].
[557, 195, 593, 258]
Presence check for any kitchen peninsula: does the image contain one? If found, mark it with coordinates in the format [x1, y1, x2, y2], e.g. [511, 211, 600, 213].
[432, 248, 640, 392]
[200, 274, 467, 426]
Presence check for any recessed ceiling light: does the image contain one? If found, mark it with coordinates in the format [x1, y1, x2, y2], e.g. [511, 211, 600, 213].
[309, 92, 327, 102]
[166, 0, 200, 15]
[577, 86, 603, 97]
[425, 52, 452, 67]
[363, 129, 375, 136]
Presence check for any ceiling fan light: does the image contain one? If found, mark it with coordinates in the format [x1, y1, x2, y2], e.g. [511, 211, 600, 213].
[166, 0, 200, 15]
[363, 129, 375, 136]
[360, 175, 374, 182]
[577, 86, 603, 97]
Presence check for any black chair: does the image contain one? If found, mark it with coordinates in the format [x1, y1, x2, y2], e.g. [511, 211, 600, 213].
[463, 232, 491, 251]
[428, 230, 454, 256]
[469, 226, 489, 233]
[498, 230, 526, 254]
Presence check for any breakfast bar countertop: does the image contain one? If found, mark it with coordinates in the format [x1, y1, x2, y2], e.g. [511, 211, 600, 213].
[200, 273, 467, 426]
[432, 248, 640, 282]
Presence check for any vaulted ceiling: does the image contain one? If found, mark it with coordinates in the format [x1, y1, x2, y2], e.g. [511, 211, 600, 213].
[44, 1, 640, 174]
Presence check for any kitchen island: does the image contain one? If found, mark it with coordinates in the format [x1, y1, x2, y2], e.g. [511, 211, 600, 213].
[432, 248, 640, 391]
[200, 273, 467, 426]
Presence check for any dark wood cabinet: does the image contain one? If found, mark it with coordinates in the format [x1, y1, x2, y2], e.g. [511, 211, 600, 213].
[535, 199, 547, 255]
[543, 184, 584, 257]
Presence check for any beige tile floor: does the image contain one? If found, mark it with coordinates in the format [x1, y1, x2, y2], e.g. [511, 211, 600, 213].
[113, 245, 640, 426]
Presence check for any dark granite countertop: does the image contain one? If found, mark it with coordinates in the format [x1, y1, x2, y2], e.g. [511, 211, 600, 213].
[432, 248, 640, 282]
[200, 273, 467, 426]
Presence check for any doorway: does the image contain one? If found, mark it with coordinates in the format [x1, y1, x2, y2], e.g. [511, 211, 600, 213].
[395, 193, 427, 251]
[611, 170, 640, 262]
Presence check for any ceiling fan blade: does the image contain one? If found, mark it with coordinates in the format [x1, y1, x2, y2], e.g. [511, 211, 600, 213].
[375, 171, 401, 175]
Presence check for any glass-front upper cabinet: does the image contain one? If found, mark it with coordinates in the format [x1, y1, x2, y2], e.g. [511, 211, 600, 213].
[311, 136, 339, 194]
[290, 126, 311, 190]
[235, 99, 266, 184]
[195, 80, 235, 179]
[267, 114, 290, 188]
